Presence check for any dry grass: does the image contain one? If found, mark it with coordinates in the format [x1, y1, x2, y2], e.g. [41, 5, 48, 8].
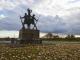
[0, 44, 80, 60]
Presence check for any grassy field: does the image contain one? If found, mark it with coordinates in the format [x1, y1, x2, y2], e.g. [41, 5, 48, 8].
[0, 44, 80, 60]
[42, 41, 80, 44]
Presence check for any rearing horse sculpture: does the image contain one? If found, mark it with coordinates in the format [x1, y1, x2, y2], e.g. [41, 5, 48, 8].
[20, 8, 38, 30]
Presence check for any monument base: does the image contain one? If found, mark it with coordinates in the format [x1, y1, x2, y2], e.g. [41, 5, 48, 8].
[19, 29, 42, 44]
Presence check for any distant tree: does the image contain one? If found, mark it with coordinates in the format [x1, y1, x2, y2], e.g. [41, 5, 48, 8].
[66, 35, 71, 38]
[53, 35, 59, 38]
[45, 32, 53, 38]
[71, 34, 75, 38]
[66, 34, 75, 38]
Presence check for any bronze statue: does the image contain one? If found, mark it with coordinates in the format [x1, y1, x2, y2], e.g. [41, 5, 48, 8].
[27, 8, 32, 16]
[20, 8, 38, 30]
[31, 14, 38, 30]
[20, 15, 25, 29]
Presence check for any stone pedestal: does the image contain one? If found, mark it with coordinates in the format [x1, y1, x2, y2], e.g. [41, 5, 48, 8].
[19, 29, 41, 44]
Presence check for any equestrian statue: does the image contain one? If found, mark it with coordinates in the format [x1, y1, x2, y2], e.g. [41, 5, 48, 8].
[20, 8, 38, 30]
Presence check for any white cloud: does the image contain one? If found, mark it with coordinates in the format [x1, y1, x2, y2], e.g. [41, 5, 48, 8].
[0, 0, 80, 16]
[0, 0, 35, 10]
[0, 0, 80, 34]
[0, 14, 6, 19]
[0, 0, 17, 10]
[32, 0, 80, 17]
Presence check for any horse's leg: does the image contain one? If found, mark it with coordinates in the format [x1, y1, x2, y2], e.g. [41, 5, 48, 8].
[22, 24, 25, 29]
[27, 24, 30, 29]
[34, 23, 37, 30]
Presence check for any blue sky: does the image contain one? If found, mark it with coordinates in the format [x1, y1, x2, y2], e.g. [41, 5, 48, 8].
[0, 0, 80, 34]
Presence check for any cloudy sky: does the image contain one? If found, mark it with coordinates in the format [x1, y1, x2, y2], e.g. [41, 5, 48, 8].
[0, 0, 80, 34]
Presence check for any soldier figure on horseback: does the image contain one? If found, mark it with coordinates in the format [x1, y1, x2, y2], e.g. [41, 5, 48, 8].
[20, 8, 38, 30]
